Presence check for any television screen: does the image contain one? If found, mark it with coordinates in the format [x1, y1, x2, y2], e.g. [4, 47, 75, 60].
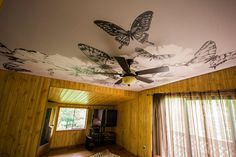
[105, 110, 117, 127]
[92, 109, 105, 127]
[92, 109, 117, 127]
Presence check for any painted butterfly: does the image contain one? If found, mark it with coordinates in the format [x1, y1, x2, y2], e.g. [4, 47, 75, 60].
[78, 43, 117, 69]
[185, 40, 236, 69]
[209, 50, 236, 69]
[94, 11, 154, 49]
[78, 43, 121, 79]
[0, 42, 32, 72]
[0, 42, 49, 72]
[185, 40, 217, 66]
[134, 47, 175, 61]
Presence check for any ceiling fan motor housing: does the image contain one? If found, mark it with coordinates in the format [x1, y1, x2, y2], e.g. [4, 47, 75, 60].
[122, 69, 136, 77]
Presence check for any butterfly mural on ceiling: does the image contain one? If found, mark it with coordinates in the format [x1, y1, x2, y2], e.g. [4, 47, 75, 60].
[0, 40, 236, 90]
[94, 11, 154, 49]
[78, 43, 170, 85]
[0, 10, 236, 90]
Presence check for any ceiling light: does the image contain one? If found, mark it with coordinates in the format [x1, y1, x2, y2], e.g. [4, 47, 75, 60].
[122, 76, 136, 85]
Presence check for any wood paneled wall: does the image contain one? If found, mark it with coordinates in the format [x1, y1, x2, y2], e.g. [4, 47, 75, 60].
[116, 99, 139, 155]
[50, 130, 86, 149]
[137, 94, 152, 157]
[0, 69, 136, 156]
[116, 96, 152, 157]
[48, 103, 115, 149]
[0, 66, 235, 157]
[116, 66, 236, 157]
[0, 71, 51, 157]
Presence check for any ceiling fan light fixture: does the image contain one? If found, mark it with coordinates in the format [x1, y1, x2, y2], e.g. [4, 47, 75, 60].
[122, 76, 136, 85]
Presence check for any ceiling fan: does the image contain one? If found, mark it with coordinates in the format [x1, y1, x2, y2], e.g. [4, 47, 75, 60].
[78, 43, 169, 86]
[94, 56, 169, 86]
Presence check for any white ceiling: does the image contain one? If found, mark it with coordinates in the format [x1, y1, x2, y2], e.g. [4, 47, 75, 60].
[0, 0, 236, 91]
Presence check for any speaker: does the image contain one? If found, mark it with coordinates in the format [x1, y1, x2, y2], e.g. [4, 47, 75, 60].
[85, 136, 95, 150]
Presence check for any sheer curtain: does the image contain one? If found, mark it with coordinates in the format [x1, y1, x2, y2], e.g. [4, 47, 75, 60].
[153, 91, 236, 157]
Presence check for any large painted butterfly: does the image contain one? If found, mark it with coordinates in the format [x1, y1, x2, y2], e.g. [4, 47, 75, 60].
[185, 40, 217, 66]
[185, 40, 236, 69]
[78, 43, 121, 79]
[94, 11, 154, 49]
[78, 43, 117, 69]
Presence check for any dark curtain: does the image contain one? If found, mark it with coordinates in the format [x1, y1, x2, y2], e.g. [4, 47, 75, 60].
[152, 94, 164, 157]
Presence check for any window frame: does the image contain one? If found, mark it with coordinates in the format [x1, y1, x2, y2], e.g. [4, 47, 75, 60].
[55, 106, 88, 132]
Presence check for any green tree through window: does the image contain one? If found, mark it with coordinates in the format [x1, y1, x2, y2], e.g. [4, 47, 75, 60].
[56, 108, 87, 131]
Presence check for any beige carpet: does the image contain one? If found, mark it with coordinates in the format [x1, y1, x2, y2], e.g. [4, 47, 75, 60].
[90, 149, 120, 157]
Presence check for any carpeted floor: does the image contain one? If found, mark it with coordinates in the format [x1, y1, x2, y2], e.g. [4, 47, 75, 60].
[89, 149, 120, 157]
[41, 145, 136, 157]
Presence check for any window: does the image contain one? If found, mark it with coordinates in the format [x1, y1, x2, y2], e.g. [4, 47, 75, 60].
[56, 107, 87, 131]
[153, 92, 236, 157]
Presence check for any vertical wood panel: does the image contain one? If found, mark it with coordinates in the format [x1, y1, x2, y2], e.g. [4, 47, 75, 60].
[137, 94, 152, 157]
[28, 78, 51, 157]
[116, 99, 139, 156]
[116, 96, 152, 157]
[50, 130, 86, 148]
[0, 71, 50, 157]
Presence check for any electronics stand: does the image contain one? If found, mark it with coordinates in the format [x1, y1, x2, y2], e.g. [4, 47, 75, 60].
[85, 109, 117, 150]
[92, 126, 116, 145]
[85, 126, 116, 150]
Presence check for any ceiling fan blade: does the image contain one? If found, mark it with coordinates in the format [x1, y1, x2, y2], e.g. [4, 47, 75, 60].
[93, 72, 122, 76]
[136, 66, 169, 75]
[114, 78, 122, 85]
[114, 56, 131, 73]
[136, 76, 154, 83]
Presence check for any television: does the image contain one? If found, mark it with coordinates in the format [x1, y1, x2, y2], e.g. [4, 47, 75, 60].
[92, 109, 105, 127]
[105, 110, 117, 127]
[92, 109, 117, 127]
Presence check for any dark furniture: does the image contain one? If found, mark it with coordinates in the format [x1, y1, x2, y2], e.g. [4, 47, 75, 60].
[85, 135, 95, 150]
[90, 127, 116, 145]
[85, 109, 117, 150]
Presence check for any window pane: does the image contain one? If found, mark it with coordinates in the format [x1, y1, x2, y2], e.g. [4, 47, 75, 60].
[57, 108, 87, 131]
[73, 109, 87, 129]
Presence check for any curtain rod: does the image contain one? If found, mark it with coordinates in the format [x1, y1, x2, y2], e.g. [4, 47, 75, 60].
[146, 89, 236, 96]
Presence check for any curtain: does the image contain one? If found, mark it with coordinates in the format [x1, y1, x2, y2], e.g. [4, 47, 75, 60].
[153, 94, 164, 157]
[153, 91, 236, 157]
